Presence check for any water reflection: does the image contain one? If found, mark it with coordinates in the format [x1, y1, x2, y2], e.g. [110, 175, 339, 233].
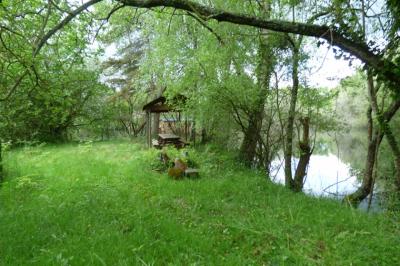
[270, 154, 382, 211]
[271, 154, 360, 197]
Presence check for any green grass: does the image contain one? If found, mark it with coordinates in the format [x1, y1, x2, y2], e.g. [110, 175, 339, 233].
[0, 141, 399, 265]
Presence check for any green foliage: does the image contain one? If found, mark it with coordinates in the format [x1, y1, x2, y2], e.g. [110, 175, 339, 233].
[0, 68, 111, 142]
[336, 72, 369, 128]
[387, 0, 400, 38]
[298, 86, 341, 132]
[0, 141, 399, 264]
[0, 0, 113, 143]
[151, 146, 199, 172]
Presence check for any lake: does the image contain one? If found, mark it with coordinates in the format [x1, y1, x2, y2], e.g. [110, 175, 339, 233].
[270, 153, 382, 211]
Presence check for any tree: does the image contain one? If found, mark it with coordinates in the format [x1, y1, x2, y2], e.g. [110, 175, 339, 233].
[0, 0, 110, 180]
[338, 0, 400, 206]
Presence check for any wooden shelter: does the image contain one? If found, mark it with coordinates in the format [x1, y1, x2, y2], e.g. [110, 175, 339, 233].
[142, 96, 173, 113]
[143, 95, 192, 148]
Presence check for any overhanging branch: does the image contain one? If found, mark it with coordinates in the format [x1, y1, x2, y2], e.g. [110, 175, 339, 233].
[118, 0, 400, 86]
[34, 0, 103, 56]
[1, 0, 104, 101]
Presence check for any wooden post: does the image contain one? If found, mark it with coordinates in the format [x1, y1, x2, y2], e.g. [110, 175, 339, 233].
[192, 120, 196, 146]
[152, 112, 160, 140]
[149, 112, 152, 147]
[178, 111, 182, 137]
[147, 111, 152, 148]
[146, 111, 149, 147]
[185, 116, 188, 142]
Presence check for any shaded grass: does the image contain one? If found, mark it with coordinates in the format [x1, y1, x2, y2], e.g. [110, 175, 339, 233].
[0, 141, 399, 265]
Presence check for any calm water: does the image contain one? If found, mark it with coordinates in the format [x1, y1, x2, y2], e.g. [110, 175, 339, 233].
[271, 154, 360, 197]
[270, 153, 382, 211]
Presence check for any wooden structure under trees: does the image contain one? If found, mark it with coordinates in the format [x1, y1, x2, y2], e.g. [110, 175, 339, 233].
[143, 95, 193, 148]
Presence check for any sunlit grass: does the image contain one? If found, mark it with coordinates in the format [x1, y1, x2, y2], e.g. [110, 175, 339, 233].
[0, 141, 399, 265]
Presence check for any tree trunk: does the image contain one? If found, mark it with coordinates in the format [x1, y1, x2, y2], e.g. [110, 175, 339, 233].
[395, 158, 400, 192]
[345, 71, 400, 206]
[376, 113, 400, 192]
[293, 117, 312, 192]
[238, 54, 272, 167]
[379, 126, 400, 196]
[367, 73, 400, 193]
[200, 128, 209, 144]
[344, 75, 380, 206]
[344, 127, 380, 206]
[239, 2, 274, 167]
[239, 114, 263, 167]
[284, 44, 300, 189]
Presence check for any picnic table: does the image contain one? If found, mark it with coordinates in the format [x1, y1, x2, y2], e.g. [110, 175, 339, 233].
[154, 133, 187, 149]
[158, 133, 180, 144]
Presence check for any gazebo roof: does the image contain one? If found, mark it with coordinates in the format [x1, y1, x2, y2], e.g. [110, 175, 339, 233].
[143, 95, 186, 113]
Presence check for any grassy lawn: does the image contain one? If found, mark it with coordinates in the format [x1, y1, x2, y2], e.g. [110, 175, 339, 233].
[0, 141, 399, 265]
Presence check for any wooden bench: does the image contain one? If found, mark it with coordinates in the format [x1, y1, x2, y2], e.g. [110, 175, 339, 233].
[156, 134, 190, 149]
[158, 133, 180, 144]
